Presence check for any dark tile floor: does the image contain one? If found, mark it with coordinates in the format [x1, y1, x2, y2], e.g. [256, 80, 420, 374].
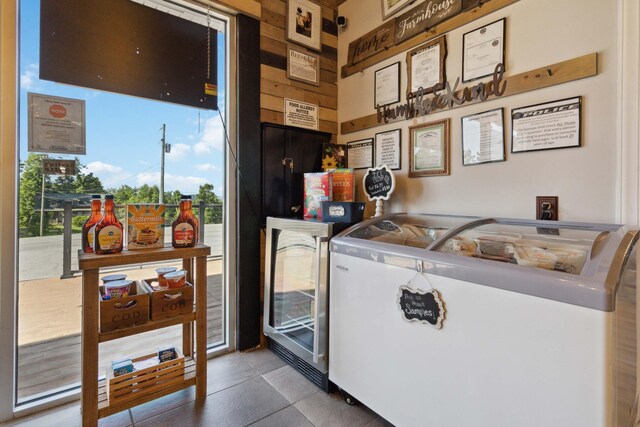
[2, 348, 393, 427]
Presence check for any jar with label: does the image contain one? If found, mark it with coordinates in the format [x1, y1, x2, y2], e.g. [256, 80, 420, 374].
[94, 194, 123, 255]
[82, 195, 103, 253]
[171, 195, 199, 248]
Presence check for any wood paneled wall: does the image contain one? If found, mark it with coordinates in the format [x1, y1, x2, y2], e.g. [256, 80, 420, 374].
[259, 0, 339, 141]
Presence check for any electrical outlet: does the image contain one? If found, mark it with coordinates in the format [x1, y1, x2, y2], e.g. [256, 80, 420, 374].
[536, 196, 558, 221]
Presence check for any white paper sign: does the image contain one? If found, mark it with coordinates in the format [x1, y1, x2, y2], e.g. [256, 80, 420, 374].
[28, 93, 86, 155]
[284, 98, 319, 130]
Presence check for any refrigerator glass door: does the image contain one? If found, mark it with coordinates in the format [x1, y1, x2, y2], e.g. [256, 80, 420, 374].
[270, 229, 318, 352]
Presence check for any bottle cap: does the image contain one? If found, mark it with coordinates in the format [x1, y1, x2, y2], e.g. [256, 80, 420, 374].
[105, 194, 114, 200]
[91, 195, 101, 199]
[181, 195, 192, 200]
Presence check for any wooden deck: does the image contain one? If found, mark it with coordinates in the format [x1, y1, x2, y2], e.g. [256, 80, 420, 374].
[16, 272, 224, 402]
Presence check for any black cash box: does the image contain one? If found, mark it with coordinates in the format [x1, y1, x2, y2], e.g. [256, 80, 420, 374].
[321, 201, 365, 223]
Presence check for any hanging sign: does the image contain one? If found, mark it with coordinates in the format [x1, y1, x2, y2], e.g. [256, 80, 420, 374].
[398, 285, 445, 328]
[347, 20, 395, 66]
[28, 93, 86, 155]
[395, 0, 462, 45]
[363, 164, 395, 201]
[42, 159, 77, 176]
[284, 98, 319, 130]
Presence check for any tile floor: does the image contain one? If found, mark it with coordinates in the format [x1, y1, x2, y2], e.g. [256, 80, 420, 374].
[1, 348, 393, 427]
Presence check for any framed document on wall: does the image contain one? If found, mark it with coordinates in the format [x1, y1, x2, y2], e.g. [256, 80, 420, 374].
[462, 18, 506, 82]
[461, 108, 505, 166]
[347, 138, 374, 170]
[375, 129, 401, 170]
[287, 46, 320, 86]
[409, 119, 450, 177]
[374, 62, 401, 108]
[407, 36, 447, 98]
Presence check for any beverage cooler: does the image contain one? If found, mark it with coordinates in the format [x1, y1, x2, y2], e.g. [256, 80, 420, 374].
[329, 214, 639, 427]
[264, 217, 348, 391]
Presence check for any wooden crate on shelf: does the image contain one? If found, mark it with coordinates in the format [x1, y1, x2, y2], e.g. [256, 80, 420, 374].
[140, 279, 194, 320]
[106, 351, 185, 405]
[99, 282, 150, 332]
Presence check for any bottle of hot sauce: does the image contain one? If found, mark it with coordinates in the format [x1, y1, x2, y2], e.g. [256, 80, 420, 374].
[172, 195, 199, 248]
[94, 195, 123, 255]
[81, 195, 102, 253]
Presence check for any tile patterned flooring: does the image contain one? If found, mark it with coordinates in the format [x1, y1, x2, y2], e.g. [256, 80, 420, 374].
[2, 348, 393, 427]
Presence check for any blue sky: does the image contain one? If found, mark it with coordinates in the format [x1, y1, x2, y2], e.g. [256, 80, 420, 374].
[19, 0, 226, 196]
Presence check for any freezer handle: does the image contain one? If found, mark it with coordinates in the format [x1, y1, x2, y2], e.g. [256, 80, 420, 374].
[313, 236, 328, 364]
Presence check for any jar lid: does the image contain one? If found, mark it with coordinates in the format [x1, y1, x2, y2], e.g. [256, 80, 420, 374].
[105, 279, 132, 289]
[164, 270, 186, 280]
[155, 267, 178, 275]
[102, 274, 127, 283]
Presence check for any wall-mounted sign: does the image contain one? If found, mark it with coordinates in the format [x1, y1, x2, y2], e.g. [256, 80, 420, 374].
[347, 139, 374, 170]
[407, 36, 447, 98]
[462, 18, 506, 82]
[395, 0, 462, 44]
[397, 285, 445, 329]
[28, 93, 86, 155]
[42, 159, 77, 176]
[284, 98, 319, 130]
[347, 20, 395, 66]
[363, 164, 395, 201]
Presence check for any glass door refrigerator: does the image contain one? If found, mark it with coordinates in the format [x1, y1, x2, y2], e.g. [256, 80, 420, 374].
[264, 216, 348, 391]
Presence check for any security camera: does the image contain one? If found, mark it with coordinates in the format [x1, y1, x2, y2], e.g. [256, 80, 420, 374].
[336, 15, 347, 28]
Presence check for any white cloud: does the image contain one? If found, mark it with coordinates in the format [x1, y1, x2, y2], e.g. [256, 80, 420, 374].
[195, 163, 217, 172]
[194, 116, 225, 155]
[84, 162, 133, 188]
[85, 161, 123, 174]
[136, 172, 207, 194]
[20, 64, 40, 90]
[166, 143, 191, 161]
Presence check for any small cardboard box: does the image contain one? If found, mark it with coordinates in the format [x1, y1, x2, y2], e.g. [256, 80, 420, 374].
[140, 279, 194, 321]
[321, 201, 365, 223]
[127, 204, 165, 250]
[99, 282, 150, 332]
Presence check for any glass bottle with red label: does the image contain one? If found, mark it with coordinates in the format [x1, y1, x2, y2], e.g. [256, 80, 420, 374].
[172, 195, 199, 248]
[94, 194, 123, 255]
[81, 195, 103, 253]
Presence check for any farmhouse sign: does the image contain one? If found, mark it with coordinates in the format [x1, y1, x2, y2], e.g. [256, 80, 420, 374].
[395, 0, 462, 44]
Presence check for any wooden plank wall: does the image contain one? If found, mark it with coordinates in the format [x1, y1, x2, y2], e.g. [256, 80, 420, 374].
[259, 0, 339, 141]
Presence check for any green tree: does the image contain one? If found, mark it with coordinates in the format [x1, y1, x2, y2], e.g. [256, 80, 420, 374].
[19, 154, 50, 235]
[196, 183, 223, 224]
[137, 184, 159, 203]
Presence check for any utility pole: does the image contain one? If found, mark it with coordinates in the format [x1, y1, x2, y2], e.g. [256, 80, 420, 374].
[160, 124, 165, 204]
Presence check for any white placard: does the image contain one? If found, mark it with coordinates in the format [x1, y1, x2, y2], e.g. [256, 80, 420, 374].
[463, 18, 505, 82]
[28, 93, 86, 155]
[410, 44, 441, 94]
[347, 139, 374, 170]
[284, 98, 319, 130]
[462, 108, 505, 165]
[375, 129, 401, 170]
[374, 62, 400, 108]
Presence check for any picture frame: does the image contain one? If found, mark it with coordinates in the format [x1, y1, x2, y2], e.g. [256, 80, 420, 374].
[347, 138, 374, 170]
[287, 46, 320, 86]
[511, 97, 582, 153]
[381, 0, 414, 20]
[286, 0, 322, 52]
[461, 108, 505, 166]
[462, 18, 506, 83]
[406, 36, 447, 99]
[374, 62, 401, 109]
[409, 119, 450, 177]
[375, 129, 401, 170]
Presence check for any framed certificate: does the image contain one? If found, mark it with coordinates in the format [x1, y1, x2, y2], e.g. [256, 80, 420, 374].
[347, 138, 374, 170]
[375, 129, 401, 170]
[287, 46, 320, 86]
[409, 119, 450, 177]
[461, 108, 505, 166]
[462, 18, 506, 83]
[407, 36, 446, 98]
[286, 0, 322, 52]
[374, 62, 401, 108]
[381, 0, 414, 20]
[511, 97, 582, 153]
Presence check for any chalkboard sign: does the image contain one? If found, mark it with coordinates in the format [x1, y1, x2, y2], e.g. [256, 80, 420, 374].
[397, 285, 445, 329]
[363, 164, 395, 201]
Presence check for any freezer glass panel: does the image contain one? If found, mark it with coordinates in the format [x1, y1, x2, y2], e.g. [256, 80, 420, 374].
[348, 214, 471, 249]
[270, 229, 317, 352]
[435, 222, 608, 274]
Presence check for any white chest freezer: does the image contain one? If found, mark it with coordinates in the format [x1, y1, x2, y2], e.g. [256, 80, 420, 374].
[329, 214, 639, 427]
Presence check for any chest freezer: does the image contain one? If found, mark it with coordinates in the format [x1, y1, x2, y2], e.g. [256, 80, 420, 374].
[329, 213, 639, 427]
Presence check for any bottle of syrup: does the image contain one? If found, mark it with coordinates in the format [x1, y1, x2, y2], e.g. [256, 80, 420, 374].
[94, 194, 123, 255]
[81, 195, 102, 253]
[172, 195, 199, 248]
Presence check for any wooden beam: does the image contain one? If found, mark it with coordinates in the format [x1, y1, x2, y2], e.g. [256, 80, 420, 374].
[204, 0, 261, 19]
[341, 0, 520, 78]
[341, 53, 598, 135]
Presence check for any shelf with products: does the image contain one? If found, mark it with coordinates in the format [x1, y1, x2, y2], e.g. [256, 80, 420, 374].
[78, 243, 210, 427]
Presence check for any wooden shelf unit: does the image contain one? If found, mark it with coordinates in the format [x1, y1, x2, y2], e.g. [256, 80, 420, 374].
[79, 244, 211, 427]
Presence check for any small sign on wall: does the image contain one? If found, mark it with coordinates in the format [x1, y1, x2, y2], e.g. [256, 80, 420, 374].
[284, 98, 319, 130]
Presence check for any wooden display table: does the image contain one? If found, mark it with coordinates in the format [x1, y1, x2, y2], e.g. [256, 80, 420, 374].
[78, 244, 210, 427]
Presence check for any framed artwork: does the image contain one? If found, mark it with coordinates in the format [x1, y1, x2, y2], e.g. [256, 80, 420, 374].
[461, 108, 505, 166]
[409, 119, 450, 177]
[381, 0, 414, 20]
[347, 138, 374, 170]
[407, 36, 447, 98]
[287, 46, 320, 86]
[462, 18, 506, 82]
[286, 0, 322, 52]
[511, 97, 582, 153]
[374, 62, 401, 108]
[375, 129, 401, 170]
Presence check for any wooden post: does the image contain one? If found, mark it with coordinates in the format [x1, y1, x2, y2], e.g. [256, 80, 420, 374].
[81, 268, 99, 427]
[195, 255, 207, 400]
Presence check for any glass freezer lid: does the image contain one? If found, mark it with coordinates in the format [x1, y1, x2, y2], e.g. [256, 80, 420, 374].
[346, 214, 473, 249]
[434, 221, 610, 275]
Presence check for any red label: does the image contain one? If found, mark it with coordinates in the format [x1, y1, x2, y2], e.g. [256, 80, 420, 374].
[174, 223, 194, 244]
[49, 104, 67, 118]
